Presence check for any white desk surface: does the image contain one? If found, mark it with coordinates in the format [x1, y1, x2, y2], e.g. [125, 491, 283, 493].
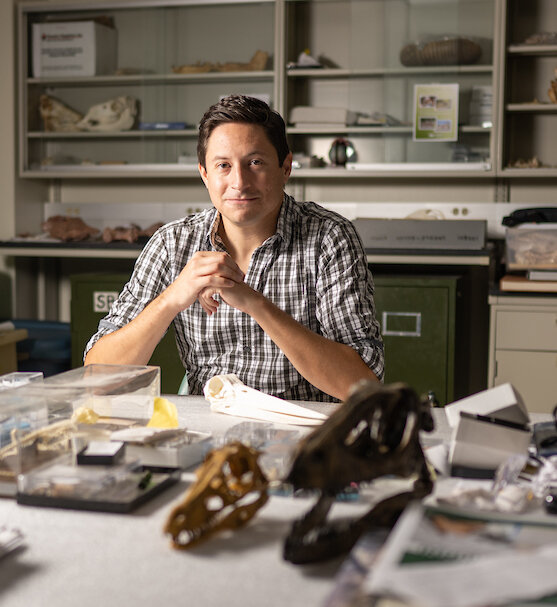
[0, 395, 363, 607]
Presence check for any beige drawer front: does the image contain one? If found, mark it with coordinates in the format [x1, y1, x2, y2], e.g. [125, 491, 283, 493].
[494, 350, 557, 413]
[495, 310, 557, 351]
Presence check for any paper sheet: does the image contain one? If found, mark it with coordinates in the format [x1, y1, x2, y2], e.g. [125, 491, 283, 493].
[365, 502, 557, 607]
[203, 374, 328, 426]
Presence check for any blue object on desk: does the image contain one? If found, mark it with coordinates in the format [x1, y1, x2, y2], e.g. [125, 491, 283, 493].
[11, 320, 71, 377]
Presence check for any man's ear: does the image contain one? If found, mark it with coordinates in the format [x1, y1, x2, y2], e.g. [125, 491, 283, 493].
[198, 163, 208, 188]
[282, 152, 293, 183]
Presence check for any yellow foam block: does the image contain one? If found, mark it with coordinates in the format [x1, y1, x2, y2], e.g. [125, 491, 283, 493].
[147, 397, 179, 428]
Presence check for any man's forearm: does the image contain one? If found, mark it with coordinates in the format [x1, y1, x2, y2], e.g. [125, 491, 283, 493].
[248, 294, 378, 401]
[84, 291, 178, 365]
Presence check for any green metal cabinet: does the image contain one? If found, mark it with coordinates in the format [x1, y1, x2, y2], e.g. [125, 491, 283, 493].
[70, 273, 184, 394]
[374, 276, 461, 406]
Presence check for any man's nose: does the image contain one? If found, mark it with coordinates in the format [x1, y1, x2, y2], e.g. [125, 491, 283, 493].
[230, 164, 249, 190]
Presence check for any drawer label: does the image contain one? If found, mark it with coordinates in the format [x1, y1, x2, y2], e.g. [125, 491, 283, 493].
[382, 311, 422, 337]
[93, 291, 119, 313]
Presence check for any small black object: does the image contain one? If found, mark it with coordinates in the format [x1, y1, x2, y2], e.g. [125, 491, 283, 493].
[533, 406, 557, 457]
[502, 207, 557, 227]
[545, 491, 557, 514]
[77, 441, 126, 466]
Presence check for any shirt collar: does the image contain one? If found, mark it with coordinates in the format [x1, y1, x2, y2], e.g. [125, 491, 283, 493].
[205, 209, 224, 251]
[274, 193, 294, 246]
[203, 192, 294, 250]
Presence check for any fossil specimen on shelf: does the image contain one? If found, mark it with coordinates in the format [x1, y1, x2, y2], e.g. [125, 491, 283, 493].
[41, 215, 100, 242]
[77, 96, 137, 132]
[39, 94, 83, 132]
[172, 50, 268, 74]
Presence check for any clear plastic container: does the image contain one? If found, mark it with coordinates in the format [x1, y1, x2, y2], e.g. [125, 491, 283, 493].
[505, 225, 557, 270]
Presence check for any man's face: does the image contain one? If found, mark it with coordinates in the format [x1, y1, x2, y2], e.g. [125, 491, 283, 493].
[198, 122, 292, 233]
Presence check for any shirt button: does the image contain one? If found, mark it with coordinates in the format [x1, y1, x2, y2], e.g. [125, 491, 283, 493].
[243, 345, 251, 352]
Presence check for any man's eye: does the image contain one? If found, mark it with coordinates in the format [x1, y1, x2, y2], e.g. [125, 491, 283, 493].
[217, 163, 230, 170]
[250, 159, 263, 166]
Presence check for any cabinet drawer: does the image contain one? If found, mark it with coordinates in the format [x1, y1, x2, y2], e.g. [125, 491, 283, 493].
[494, 350, 557, 413]
[374, 277, 457, 405]
[495, 310, 557, 351]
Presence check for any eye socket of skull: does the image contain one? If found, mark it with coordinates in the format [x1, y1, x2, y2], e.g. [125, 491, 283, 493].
[205, 495, 225, 511]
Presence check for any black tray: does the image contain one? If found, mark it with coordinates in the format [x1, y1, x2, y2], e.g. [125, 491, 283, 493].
[16, 465, 180, 513]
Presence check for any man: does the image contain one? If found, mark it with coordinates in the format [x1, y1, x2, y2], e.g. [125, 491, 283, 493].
[85, 95, 383, 402]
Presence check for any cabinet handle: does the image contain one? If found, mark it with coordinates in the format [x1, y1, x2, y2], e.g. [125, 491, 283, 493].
[381, 311, 422, 337]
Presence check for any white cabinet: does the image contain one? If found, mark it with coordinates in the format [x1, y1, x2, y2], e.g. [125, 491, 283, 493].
[499, 0, 557, 175]
[18, 0, 278, 178]
[283, 0, 498, 178]
[16, 0, 557, 179]
[488, 294, 557, 413]
[18, 0, 504, 179]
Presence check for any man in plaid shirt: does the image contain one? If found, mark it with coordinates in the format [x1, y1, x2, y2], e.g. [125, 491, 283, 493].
[85, 95, 383, 402]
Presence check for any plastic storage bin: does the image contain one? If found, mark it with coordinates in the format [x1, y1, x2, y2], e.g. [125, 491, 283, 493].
[505, 226, 557, 270]
[70, 274, 184, 393]
[12, 320, 71, 377]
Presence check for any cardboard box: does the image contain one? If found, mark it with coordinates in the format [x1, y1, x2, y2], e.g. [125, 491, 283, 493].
[32, 21, 117, 78]
[0, 329, 28, 375]
[352, 218, 486, 250]
[445, 383, 531, 478]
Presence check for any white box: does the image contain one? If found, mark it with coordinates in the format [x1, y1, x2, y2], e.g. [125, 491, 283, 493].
[33, 21, 117, 78]
[289, 106, 359, 126]
[352, 218, 486, 250]
[445, 383, 529, 428]
[445, 383, 531, 477]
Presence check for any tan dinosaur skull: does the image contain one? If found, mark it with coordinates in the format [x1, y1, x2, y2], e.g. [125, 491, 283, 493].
[283, 380, 435, 564]
[164, 441, 269, 549]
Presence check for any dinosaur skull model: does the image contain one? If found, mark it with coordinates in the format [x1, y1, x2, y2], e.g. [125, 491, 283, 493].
[164, 441, 269, 549]
[283, 380, 435, 564]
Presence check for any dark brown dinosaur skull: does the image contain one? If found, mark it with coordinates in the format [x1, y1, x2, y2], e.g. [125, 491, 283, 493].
[283, 380, 435, 564]
[164, 441, 269, 549]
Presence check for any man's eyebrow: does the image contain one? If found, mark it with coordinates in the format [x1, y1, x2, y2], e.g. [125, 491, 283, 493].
[210, 150, 270, 161]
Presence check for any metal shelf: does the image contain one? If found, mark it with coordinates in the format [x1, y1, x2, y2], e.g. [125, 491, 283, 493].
[27, 70, 274, 87]
[27, 130, 199, 139]
[507, 44, 557, 56]
[287, 65, 494, 78]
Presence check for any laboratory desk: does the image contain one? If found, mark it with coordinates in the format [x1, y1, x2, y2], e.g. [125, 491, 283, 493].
[0, 395, 373, 607]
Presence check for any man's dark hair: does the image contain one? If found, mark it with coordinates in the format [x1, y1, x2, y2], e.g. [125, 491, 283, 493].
[197, 95, 290, 168]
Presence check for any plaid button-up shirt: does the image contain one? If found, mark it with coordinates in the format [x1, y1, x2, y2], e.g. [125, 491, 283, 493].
[85, 194, 384, 401]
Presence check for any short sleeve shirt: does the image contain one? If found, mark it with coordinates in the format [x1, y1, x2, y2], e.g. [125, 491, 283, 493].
[85, 194, 384, 402]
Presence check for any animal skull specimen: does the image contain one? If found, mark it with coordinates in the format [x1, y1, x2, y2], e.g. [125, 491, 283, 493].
[76, 96, 137, 132]
[283, 380, 435, 564]
[39, 94, 83, 132]
[164, 441, 269, 549]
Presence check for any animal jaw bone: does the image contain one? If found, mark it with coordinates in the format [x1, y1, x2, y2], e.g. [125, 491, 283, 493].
[283, 380, 435, 564]
[76, 96, 137, 132]
[172, 50, 268, 74]
[39, 94, 83, 132]
[164, 441, 269, 549]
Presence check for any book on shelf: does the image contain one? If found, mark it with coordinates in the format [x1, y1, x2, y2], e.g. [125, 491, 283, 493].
[528, 269, 557, 281]
[500, 274, 557, 293]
